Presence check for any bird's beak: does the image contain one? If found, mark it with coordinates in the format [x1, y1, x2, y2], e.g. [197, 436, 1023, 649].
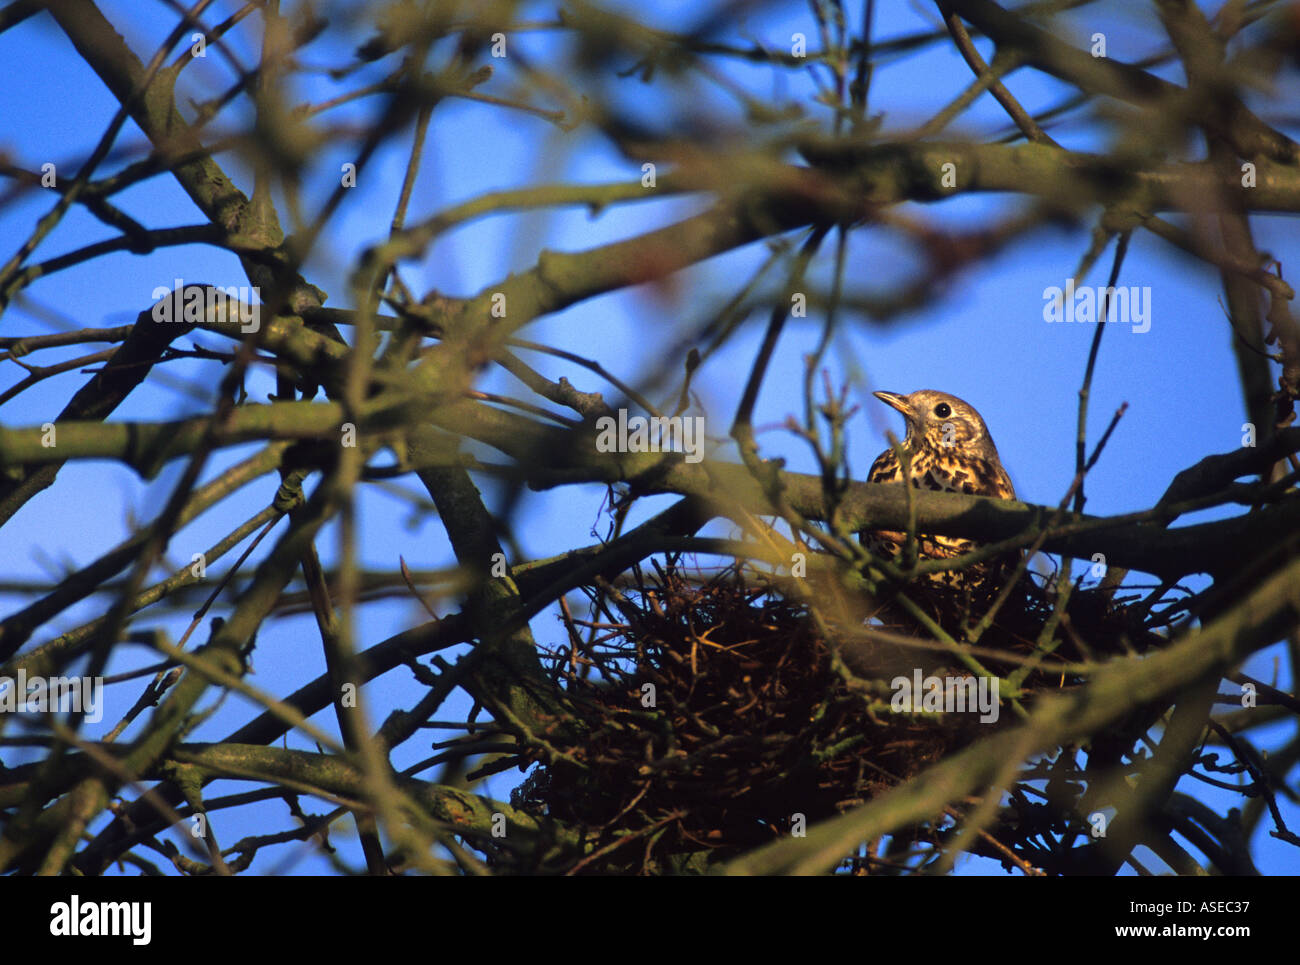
[873, 391, 913, 417]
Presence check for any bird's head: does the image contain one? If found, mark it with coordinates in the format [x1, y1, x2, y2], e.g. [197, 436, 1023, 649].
[873, 389, 996, 456]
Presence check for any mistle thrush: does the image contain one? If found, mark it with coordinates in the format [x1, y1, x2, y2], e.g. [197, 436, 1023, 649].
[857, 390, 1018, 615]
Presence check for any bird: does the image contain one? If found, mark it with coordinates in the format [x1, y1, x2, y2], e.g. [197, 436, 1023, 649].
[857, 389, 1018, 620]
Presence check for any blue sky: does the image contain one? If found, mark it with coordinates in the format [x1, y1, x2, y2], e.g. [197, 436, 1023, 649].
[1, 0, 1296, 874]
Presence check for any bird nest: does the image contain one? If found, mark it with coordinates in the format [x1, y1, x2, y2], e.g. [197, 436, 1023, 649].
[509, 554, 1153, 873]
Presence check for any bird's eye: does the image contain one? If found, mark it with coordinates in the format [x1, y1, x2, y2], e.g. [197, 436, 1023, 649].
[934, 402, 952, 418]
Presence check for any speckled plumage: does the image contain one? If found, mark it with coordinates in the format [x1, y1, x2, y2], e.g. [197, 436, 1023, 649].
[858, 390, 1017, 613]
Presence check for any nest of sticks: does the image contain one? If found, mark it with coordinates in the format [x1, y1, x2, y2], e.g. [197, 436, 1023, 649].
[510, 553, 1164, 873]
